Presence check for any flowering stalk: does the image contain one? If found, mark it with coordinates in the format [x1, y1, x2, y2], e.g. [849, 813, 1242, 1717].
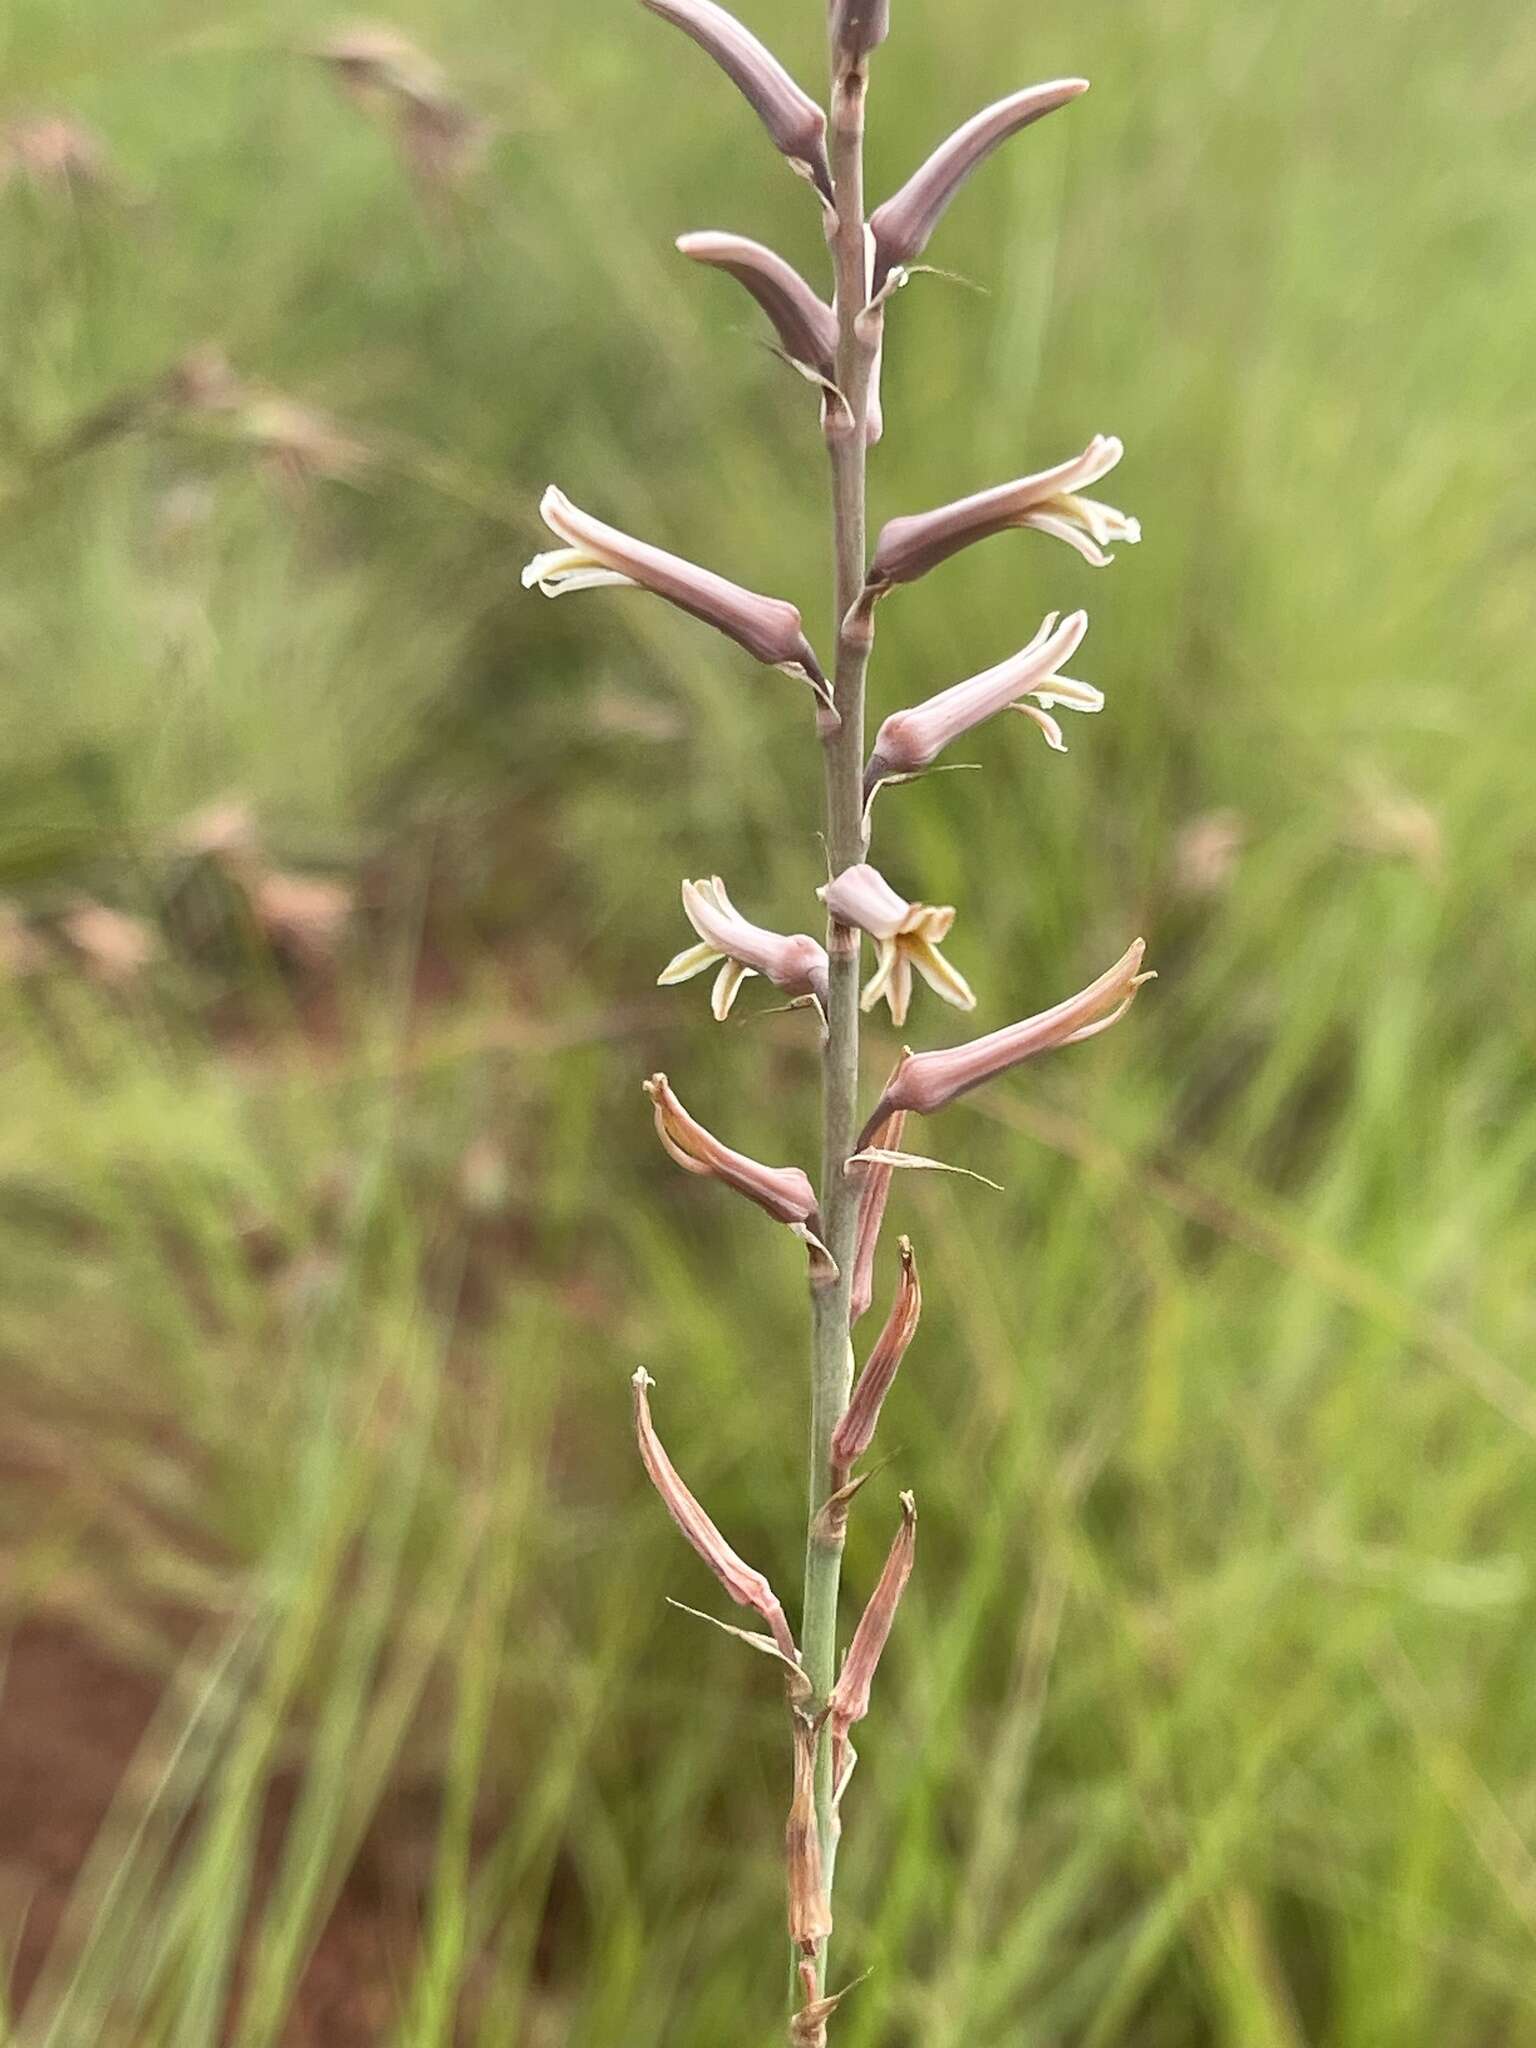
[529, 5, 1153, 2035]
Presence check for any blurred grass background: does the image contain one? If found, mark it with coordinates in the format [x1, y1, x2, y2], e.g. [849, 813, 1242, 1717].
[1, 0, 1534, 2041]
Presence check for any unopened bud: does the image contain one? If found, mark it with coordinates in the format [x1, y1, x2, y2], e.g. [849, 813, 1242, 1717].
[830, 0, 889, 64]
[641, 0, 833, 203]
[676, 232, 838, 379]
[869, 81, 1088, 292]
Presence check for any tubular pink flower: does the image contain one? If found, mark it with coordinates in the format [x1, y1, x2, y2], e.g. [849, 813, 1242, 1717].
[867, 435, 1140, 592]
[644, 1072, 822, 1237]
[857, 939, 1153, 1145]
[831, 1237, 920, 1481]
[523, 487, 832, 716]
[864, 610, 1097, 790]
[869, 81, 1088, 292]
[640, 0, 833, 203]
[677, 233, 838, 378]
[819, 862, 975, 1026]
[632, 1368, 800, 1663]
[659, 876, 829, 1018]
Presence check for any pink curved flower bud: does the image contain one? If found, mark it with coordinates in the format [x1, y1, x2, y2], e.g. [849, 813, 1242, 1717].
[865, 610, 1096, 790]
[830, 0, 889, 64]
[819, 862, 974, 1026]
[867, 435, 1139, 593]
[632, 1368, 799, 1663]
[659, 876, 829, 1018]
[644, 1073, 825, 1241]
[676, 232, 838, 378]
[848, 1109, 905, 1323]
[523, 487, 832, 716]
[831, 1237, 920, 1481]
[869, 81, 1088, 292]
[640, 0, 833, 204]
[857, 940, 1153, 1145]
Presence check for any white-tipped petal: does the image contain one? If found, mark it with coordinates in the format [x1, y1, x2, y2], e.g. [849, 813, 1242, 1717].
[711, 958, 753, 1018]
[1031, 674, 1104, 712]
[659, 940, 723, 986]
[1013, 703, 1069, 751]
[907, 938, 976, 1010]
[521, 548, 640, 595]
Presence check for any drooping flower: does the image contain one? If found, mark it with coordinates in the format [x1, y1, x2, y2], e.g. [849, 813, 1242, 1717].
[659, 876, 828, 1018]
[640, 0, 833, 203]
[865, 609, 1098, 788]
[819, 862, 975, 1026]
[644, 1075, 832, 1271]
[631, 1368, 799, 1663]
[676, 232, 838, 381]
[869, 81, 1088, 293]
[523, 487, 832, 717]
[867, 434, 1140, 592]
[857, 939, 1153, 1145]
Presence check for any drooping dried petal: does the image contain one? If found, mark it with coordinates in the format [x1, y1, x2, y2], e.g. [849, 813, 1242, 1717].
[830, 0, 889, 64]
[869, 80, 1088, 291]
[867, 436, 1138, 593]
[848, 1109, 906, 1323]
[632, 1369, 799, 1662]
[864, 610, 1093, 789]
[523, 487, 832, 716]
[676, 232, 838, 377]
[786, 1711, 833, 1954]
[857, 940, 1152, 1146]
[640, 0, 833, 202]
[826, 1492, 917, 1785]
[831, 1239, 920, 1480]
[644, 1075, 827, 1252]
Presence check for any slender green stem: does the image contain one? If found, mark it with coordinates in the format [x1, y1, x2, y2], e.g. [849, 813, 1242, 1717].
[800, 45, 877, 2003]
